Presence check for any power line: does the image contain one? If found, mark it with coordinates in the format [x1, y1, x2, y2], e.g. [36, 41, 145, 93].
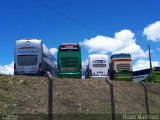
[34, 0, 106, 35]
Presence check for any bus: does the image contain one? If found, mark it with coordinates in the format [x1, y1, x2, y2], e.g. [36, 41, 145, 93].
[109, 53, 132, 81]
[133, 67, 160, 83]
[154, 67, 160, 83]
[84, 54, 109, 79]
[14, 39, 57, 76]
[57, 43, 82, 78]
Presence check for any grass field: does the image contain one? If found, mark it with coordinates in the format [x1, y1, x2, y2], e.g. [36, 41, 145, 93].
[0, 75, 160, 119]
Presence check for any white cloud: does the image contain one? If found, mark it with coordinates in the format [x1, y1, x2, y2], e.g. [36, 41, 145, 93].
[133, 59, 160, 71]
[50, 48, 58, 55]
[0, 62, 14, 75]
[114, 44, 148, 59]
[143, 21, 160, 42]
[80, 29, 148, 59]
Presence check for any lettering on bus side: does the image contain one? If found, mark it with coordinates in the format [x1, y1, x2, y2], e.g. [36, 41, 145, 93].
[60, 44, 79, 52]
[17, 49, 38, 54]
[93, 60, 106, 64]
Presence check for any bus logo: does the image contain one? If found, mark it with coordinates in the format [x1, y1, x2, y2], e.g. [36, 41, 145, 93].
[26, 41, 30, 45]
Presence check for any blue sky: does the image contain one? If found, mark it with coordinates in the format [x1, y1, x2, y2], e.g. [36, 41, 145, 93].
[0, 0, 160, 74]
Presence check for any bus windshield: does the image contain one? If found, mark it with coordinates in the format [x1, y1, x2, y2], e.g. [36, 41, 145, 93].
[60, 45, 79, 52]
[117, 64, 130, 71]
[154, 67, 160, 72]
[93, 64, 106, 67]
[17, 55, 38, 66]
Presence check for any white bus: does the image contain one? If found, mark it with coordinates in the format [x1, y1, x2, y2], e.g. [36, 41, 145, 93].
[14, 39, 57, 76]
[84, 54, 109, 79]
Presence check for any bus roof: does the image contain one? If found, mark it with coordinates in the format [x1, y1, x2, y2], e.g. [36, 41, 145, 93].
[16, 39, 54, 59]
[16, 39, 42, 49]
[60, 43, 79, 46]
[110, 53, 131, 59]
[89, 54, 109, 59]
[133, 68, 150, 76]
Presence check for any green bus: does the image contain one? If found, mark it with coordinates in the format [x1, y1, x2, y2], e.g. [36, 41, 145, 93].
[57, 43, 82, 78]
[153, 67, 160, 83]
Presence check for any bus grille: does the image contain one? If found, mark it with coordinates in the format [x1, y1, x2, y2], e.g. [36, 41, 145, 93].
[117, 64, 130, 71]
[61, 57, 78, 67]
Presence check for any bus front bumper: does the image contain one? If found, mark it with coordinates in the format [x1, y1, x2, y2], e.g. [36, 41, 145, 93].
[91, 76, 109, 80]
[58, 72, 82, 78]
[116, 76, 133, 81]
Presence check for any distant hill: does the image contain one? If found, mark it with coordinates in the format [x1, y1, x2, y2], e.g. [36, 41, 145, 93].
[0, 75, 160, 120]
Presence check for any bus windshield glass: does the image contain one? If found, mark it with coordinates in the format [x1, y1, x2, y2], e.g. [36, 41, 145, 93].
[154, 67, 160, 72]
[17, 55, 38, 66]
[60, 44, 79, 52]
[93, 64, 106, 67]
[93, 60, 106, 64]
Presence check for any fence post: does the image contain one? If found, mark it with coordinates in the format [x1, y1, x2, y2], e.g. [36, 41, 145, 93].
[140, 82, 150, 120]
[47, 71, 53, 120]
[106, 79, 116, 120]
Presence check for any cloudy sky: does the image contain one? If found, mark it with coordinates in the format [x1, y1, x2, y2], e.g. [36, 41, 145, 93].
[0, 0, 160, 75]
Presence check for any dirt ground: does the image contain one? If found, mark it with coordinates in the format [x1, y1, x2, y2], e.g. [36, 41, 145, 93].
[0, 75, 160, 119]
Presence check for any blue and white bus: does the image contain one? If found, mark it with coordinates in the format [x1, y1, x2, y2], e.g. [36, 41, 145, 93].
[133, 67, 160, 82]
[14, 39, 57, 76]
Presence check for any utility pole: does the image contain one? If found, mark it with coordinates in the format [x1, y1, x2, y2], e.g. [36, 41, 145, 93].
[106, 79, 116, 120]
[148, 44, 154, 82]
[140, 82, 150, 120]
[47, 71, 53, 120]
